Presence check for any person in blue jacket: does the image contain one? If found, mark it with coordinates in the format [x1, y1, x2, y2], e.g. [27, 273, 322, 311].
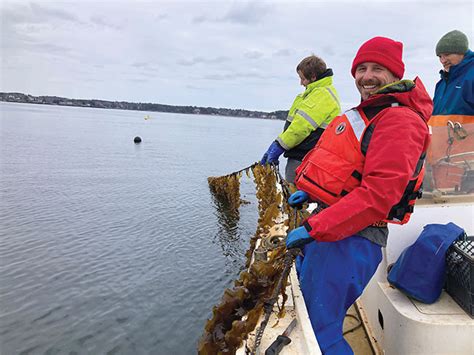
[433, 30, 474, 115]
[427, 30, 473, 192]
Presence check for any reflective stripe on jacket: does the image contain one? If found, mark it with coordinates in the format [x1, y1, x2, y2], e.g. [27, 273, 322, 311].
[277, 72, 341, 160]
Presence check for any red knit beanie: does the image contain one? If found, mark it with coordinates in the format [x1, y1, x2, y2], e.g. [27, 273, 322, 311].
[351, 36, 405, 79]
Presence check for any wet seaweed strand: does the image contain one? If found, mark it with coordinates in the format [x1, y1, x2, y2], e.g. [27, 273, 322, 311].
[208, 172, 243, 211]
[198, 165, 291, 355]
[244, 165, 281, 268]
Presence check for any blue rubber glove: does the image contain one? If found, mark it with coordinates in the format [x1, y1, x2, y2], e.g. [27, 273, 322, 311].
[260, 141, 285, 165]
[286, 226, 314, 249]
[288, 190, 309, 208]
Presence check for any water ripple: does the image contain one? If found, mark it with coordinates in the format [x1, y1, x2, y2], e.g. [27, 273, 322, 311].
[0, 103, 282, 354]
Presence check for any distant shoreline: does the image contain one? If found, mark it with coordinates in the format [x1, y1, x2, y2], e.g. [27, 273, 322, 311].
[0, 92, 287, 120]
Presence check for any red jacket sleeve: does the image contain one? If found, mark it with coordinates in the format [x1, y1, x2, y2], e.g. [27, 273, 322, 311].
[305, 107, 429, 242]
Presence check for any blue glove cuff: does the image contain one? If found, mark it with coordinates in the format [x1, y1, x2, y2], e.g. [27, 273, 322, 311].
[265, 141, 285, 164]
[286, 226, 314, 249]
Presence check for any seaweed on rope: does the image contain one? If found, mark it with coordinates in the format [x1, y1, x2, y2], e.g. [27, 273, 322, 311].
[198, 164, 294, 355]
[208, 175, 241, 211]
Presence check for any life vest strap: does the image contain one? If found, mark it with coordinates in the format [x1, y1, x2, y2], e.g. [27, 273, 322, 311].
[351, 170, 363, 181]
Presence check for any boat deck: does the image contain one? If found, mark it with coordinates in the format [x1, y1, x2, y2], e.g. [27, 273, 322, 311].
[344, 305, 375, 355]
[238, 266, 377, 355]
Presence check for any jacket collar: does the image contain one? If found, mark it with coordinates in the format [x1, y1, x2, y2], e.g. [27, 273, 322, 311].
[374, 79, 415, 95]
[303, 69, 334, 96]
[438, 49, 474, 80]
[357, 77, 433, 123]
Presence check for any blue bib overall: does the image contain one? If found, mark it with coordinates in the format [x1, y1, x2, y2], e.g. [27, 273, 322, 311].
[297, 235, 382, 354]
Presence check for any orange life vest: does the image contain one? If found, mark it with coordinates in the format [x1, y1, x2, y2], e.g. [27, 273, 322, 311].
[294, 105, 426, 225]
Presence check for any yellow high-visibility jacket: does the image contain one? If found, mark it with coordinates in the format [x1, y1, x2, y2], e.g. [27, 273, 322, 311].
[278, 70, 341, 160]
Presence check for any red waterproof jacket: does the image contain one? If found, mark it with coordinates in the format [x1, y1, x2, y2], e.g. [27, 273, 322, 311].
[300, 78, 432, 242]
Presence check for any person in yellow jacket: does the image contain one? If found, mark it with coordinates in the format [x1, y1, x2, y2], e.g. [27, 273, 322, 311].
[260, 55, 341, 182]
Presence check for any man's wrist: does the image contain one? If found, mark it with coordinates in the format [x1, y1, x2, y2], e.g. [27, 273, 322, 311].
[303, 220, 312, 234]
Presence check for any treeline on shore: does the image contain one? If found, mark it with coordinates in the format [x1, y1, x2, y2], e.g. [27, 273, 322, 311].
[0, 92, 288, 120]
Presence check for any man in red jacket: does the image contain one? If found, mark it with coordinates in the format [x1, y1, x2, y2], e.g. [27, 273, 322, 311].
[285, 37, 432, 354]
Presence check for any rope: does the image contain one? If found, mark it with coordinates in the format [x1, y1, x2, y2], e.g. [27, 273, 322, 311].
[218, 162, 259, 178]
[272, 165, 305, 227]
[272, 165, 291, 200]
[248, 165, 304, 353]
[251, 248, 300, 354]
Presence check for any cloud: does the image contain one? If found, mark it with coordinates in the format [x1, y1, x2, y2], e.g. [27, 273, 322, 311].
[128, 78, 150, 83]
[130, 62, 161, 75]
[273, 49, 290, 57]
[192, 14, 213, 24]
[201, 70, 278, 82]
[1, 1, 472, 111]
[0, 2, 81, 57]
[201, 73, 233, 81]
[89, 15, 123, 30]
[177, 56, 231, 66]
[222, 1, 274, 24]
[192, 1, 274, 24]
[244, 50, 264, 59]
[320, 45, 336, 57]
[29, 42, 73, 55]
[1, 2, 79, 29]
[1, 26, 72, 58]
[29, 2, 82, 24]
[132, 62, 151, 69]
[186, 84, 210, 91]
[155, 13, 168, 21]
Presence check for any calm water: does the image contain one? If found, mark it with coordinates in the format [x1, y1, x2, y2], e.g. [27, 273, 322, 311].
[0, 102, 282, 354]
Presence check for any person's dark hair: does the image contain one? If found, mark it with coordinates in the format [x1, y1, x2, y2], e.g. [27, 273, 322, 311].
[296, 55, 327, 82]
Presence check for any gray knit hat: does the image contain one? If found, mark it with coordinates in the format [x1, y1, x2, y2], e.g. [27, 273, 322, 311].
[436, 30, 469, 55]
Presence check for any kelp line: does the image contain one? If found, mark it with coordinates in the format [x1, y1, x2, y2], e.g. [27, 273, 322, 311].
[200, 164, 305, 354]
[208, 172, 244, 211]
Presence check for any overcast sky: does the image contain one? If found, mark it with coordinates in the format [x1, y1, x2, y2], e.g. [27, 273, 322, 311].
[1, 0, 472, 111]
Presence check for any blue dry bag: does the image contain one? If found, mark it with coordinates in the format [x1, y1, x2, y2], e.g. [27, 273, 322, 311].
[387, 222, 465, 303]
